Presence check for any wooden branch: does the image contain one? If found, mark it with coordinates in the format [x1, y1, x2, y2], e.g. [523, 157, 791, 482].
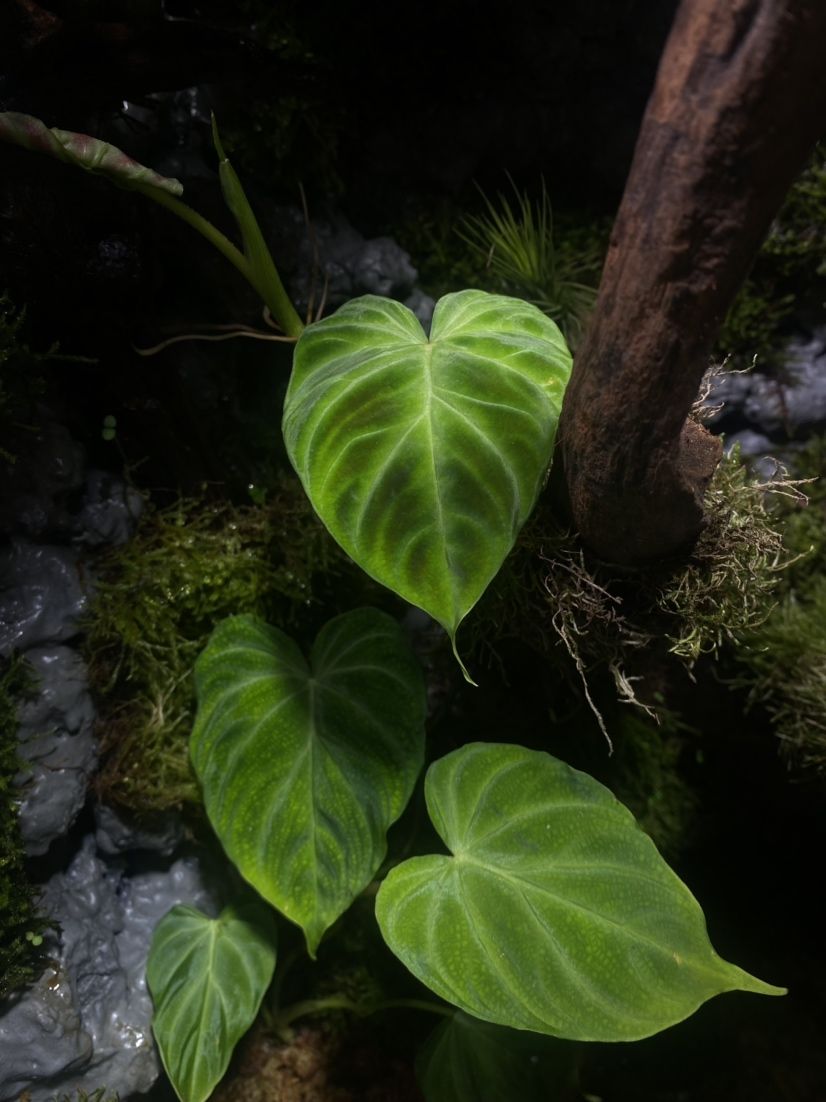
[559, 0, 826, 564]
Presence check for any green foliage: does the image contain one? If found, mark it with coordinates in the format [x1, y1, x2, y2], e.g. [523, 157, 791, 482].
[49, 1090, 119, 1102]
[86, 481, 344, 814]
[147, 902, 278, 1102]
[763, 141, 826, 279]
[283, 290, 571, 678]
[191, 610, 425, 954]
[609, 710, 700, 859]
[468, 448, 790, 725]
[417, 1011, 579, 1102]
[11, 107, 784, 1091]
[719, 143, 826, 363]
[376, 743, 781, 1042]
[457, 180, 602, 348]
[0, 655, 49, 1000]
[737, 577, 826, 771]
[717, 278, 795, 365]
[734, 436, 826, 770]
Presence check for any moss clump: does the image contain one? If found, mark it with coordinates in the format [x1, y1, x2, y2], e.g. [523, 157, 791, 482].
[0, 654, 49, 1000]
[608, 710, 700, 859]
[734, 436, 826, 771]
[50, 1090, 119, 1102]
[86, 477, 346, 815]
[719, 142, 826, 364]
[469, 449, 795, 732]
[736, 579, 826, 771]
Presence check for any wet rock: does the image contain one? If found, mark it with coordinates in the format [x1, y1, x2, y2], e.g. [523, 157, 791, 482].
[0, 956, 91, 1101]
[15, 646, 97, 856]
[0, 543, 87, 656]
[403, 288, 436, 328]
[94, 803, 185, 857]
[74, 470, 143, 548]
[0, 836, 220, 1102]
[705, 326, 826, 441]
[269, 208, 422, 316]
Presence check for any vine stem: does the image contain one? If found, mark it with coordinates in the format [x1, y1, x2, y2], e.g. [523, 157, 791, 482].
[135, 185, 304, 338]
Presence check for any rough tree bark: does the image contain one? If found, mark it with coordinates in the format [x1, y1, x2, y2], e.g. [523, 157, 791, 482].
[559, 0, 826, 565]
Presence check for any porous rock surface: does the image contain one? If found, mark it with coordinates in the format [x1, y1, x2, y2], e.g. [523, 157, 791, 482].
[0, 836, 219, 1102]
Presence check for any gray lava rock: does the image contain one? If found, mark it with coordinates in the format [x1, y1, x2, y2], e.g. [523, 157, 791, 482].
[705, 327, 826, 440]
[0, 956, 92, 1099]
[74, 471, 143, 548]
[94, 803, 185, 858]
[269, 208, 423, 316]
[702, 369, 753, 428]
[0, 836, 220, 1102]
[15, 646, 97, 856]
[403, 289, 436, 328]
[0, 543, 87, 657]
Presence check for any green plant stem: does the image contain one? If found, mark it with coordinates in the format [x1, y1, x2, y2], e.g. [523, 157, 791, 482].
[136, 185, 303, 339]
[274, 994, 452, 1038]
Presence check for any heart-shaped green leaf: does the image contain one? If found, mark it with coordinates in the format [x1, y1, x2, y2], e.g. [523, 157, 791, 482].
[417, 1011, 579, 1102]
[147, 901, 277, 1102]
[282, 291, 571, 677]
[191, 609, 426, 954]
[0, 111, 183, 196]
[376, 743, 784, 1042]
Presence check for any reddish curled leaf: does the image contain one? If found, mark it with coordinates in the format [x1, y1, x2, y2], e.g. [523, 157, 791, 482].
[0, 111, 183, 196]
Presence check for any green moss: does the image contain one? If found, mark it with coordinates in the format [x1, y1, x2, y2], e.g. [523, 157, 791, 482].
[608, 711, 700, 859]
[86, 476, 347, 815]
[733, 436, 826, 771]
[763, 141, 826, 280]
[736, 578, 826, 771]
[717, 277, 795, 366]
[719, 142, 826, 364]
[0, 654, 49, 1000]
[49, 1090, 119, 1102]
[469, 449, 793, 729]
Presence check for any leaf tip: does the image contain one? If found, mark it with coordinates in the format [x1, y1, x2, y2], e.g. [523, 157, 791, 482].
[451, 635, 477, 687]
[724, 959, 786, 999]
[211, 113, 227, 163]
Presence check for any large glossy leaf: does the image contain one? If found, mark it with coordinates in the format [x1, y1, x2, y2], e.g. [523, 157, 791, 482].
[191, 609, 426, 955]
[376, 743, 784, 1042]
[0, 111, 183, 196]
[282, 291, 571, 677]
[147, 901, 277, 1102]
[417, 1011, 579, 1102]
[210, 116, 303, 338]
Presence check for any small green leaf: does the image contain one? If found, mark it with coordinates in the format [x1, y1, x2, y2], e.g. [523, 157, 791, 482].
[376, 743, 785, 1042]
[0, 111, 183, 196]
[417, 1011, 579, 1102]
[147, 901, 277, 1102]
[282, 291, 571, 678]
[191, 609, 426, 955]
